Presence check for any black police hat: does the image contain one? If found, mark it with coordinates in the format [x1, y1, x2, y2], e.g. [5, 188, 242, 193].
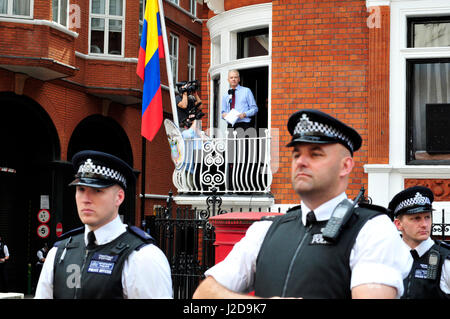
[69, 150, 135, 190]
[286, 109, 362, 155]
[388, 186, 434, 218]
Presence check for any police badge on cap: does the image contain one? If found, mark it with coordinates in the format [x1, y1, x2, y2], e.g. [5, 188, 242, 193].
[286, 109, 362, 156]
[388, 186, 434, 218]
[69, 150, 135, 189]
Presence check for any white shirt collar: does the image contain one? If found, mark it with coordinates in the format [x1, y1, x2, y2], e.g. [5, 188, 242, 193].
[409, 237, 434, 258]
[84, 215, 127, 246]
[301, 192, 348, 225]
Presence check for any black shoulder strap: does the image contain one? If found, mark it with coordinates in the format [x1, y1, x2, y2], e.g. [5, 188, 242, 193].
[435, 240, 450, 260]
[53, 226, 84, 248]
[126, 225, 155, 250]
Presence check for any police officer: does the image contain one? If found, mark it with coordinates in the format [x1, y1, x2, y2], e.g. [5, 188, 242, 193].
[34, 243, 49, 291]
[193, 109, 411, 299]
[389, 186, 450, 299]
[35, 150, 173, 299]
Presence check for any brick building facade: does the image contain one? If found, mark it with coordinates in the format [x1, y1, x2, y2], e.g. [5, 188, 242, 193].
[197, 0, 450, 214]
[0, 0, 202, 292]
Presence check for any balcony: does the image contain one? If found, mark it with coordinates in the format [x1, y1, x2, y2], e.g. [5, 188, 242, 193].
[168, 126, 275, 210]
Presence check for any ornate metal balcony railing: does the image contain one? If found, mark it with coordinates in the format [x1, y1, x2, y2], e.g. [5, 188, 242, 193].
[171, 129, 273, 194]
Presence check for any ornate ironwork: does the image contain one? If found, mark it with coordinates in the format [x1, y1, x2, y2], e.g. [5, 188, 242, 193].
[171, 129, 273, 194]
[148, 191, 220, 299]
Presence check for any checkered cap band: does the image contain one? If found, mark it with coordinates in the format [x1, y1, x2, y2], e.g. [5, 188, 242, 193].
[394, 192, 431, 215]
[76, 158, 127, 188]
[293, 114, 354, 152]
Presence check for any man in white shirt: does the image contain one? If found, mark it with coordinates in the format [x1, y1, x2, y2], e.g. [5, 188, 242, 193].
[35, 150, 173, 299]
[193, 109, 411, 299]
[389, 186, 450, 299]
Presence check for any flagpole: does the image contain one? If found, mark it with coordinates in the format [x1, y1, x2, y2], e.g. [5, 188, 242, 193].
[158, 0, 179, 127]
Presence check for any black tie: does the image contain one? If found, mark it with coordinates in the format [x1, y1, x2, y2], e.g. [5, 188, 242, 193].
[306, 211, 316, 227]
[87, 231, 97, 250]
[410, 249, 420, 261]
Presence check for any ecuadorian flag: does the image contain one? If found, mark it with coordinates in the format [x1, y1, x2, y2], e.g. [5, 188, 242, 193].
[137, 0, 165, 141]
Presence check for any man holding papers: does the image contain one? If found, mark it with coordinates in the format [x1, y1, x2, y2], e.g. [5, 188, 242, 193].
[221, 69, 258, 130]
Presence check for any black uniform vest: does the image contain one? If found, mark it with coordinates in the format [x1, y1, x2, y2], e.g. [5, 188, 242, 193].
[53, 226, 153, 299]
[0, 242, 5, 259]
[402, 242, 450, 299]
[254, 205, 383, 298]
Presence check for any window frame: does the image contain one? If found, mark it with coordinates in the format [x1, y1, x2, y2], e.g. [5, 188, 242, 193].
[0, 0, 33, 18]
[188, 43, 196, 81]
[405, 58, 450, 165]
[169, 33, 179, 84]
[52, 0, 69, 27]
[189, 0, 196, 16]
[88, 0, 126, 57]
[167, 0, 179, 6]
[407, 16, 450, 48]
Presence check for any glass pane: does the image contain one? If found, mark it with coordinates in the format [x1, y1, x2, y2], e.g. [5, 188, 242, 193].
[237, 28, 269, 59]
[109, 0, 122, 16]
[108, 19, 122, 55]
[139, 0, 144, 21]
[92, 0, 105, 14]
[52, 0, 58, 22]
[13, 0, 30, 16]
[91, 18, 105, 53]
[413, 21, 450, 47]
[0, 0, 7, 14]
[60, 0, 68, 26]
[409, 62, 450, 159]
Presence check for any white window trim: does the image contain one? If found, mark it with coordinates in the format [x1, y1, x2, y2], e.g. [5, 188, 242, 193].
[0, 0, 33, 18]
[188, 43, 196, 81]
[88, 0, 126, 57]
[139, 0, 145, 37]
[168, 0, 179, 6]
[170, 33, 179, 84]
[364, 0, 450, 207]
[206, 3, 272, 135]
[189, 0, 196, 17]
[53, 0, 69, 27]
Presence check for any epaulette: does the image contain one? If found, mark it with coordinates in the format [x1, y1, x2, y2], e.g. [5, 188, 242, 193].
[286, 205, 302, 214]
[357, 202, 389, 215]
[53, 226, 84, 247]
[260, 215, 281, 222]
[127, 225, 155, 249]
[436, 240, 450, 252]
[263, 205, 301, 224]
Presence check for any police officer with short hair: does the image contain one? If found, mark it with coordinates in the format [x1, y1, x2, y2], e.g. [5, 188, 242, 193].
[389, 186, 450, 299]
[35, 150, 173, 299]
[193, 109, 411, 299]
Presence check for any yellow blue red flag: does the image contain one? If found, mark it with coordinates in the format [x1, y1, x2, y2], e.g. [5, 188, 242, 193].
[137, 0, 165, 141]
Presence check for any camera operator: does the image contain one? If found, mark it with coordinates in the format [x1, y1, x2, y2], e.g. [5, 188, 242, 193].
[176, 80, 203, 129]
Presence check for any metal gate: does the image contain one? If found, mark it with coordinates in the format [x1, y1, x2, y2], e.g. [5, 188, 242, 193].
[145, 190, 225, 299]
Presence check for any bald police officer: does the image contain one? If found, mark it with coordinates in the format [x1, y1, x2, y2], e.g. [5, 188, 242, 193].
[389, 186, 450, 299]
[35, 150, 173, 299]
[193, 109, 411, 299]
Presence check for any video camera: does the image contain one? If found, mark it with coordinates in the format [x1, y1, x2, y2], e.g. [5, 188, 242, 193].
[176, 80, 199, 95]
[176, 80, 205, 128]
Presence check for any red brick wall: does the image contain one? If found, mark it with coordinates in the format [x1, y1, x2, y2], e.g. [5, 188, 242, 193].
[0, 0, 203, 222]
[271, 0, 371, 203]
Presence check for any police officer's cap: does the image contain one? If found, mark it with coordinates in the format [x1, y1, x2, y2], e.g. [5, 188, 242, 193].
[286, 109, 362, 155]
[69, 150, 135, 190]
[388, 186, 434, 218]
